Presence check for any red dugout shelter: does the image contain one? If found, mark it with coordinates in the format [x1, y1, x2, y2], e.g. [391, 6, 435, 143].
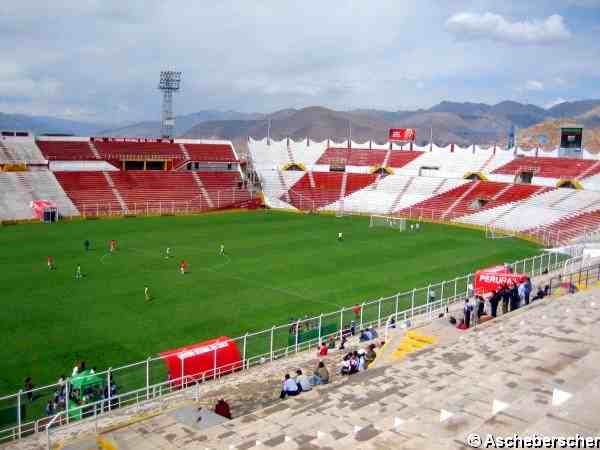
[160, 336, 242, 385]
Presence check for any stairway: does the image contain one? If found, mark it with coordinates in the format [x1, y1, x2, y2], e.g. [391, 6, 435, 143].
[477, 153, 496, 172]
[338, 172, 348, 214]
[179, 143, 191, 160]
[0, 140, 14, 162]
[88, 142, 101, 159]
[102, 172, 127, 212]
[286, 144, 295, 163]
[307, 170, 316, 189]
[577, 159, 600, 180]
[191, 172, 215, 208]
[441, 181, 480, 219]
[277, 170, 291, 203]
[388, 177, 415, 215]
[491, 183, 512, 200]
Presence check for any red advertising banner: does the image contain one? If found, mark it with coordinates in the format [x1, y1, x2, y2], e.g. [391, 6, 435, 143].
[30, 200, 56, 219]
[474, 265, 527, 295]
[389, 128, 416, 142]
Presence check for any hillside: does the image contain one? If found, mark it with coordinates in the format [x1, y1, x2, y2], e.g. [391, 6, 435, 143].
[183, 100, 600, 153]
[518, 119, 600, 152]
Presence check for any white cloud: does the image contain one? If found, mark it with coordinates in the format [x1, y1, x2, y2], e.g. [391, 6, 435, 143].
[445, 12, 571, 45]
[567, 0, 600, 8]
[525, 80, 544, 91]
[544, 98, 568, 108]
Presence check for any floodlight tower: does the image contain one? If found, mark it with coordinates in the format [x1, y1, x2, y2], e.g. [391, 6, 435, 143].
[158, 70, 182, 139]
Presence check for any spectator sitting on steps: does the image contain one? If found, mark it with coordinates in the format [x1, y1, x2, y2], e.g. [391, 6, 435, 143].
[214, 399, 232, 420]
[294, 369, 312, 392]
[309, 361, 330, 386]
[280, 374, 300, 399]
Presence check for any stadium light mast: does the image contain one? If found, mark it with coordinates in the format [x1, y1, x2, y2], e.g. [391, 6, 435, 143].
[158, 70, 182, 139]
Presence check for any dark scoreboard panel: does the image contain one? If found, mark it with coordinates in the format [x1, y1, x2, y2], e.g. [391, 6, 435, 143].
[560, 127, 583, 149]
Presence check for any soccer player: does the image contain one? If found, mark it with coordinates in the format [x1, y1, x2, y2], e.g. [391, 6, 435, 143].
[180, 260, 188, 275]
[109, 240, 117, 253]
[415, 223, 420, 231]
[337, 232, 343, 242]
[165, 247, 171, 259]
[84, 240, 90, 251]
[144, 286, 151, 302]
[75, 264, 82, 279]
[47, 256, 54, 271]
[410, 224, 414, 231]
[219, 244, 225, 256]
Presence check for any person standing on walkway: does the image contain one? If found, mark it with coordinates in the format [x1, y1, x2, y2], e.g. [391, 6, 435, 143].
[463, 299, 473, 328]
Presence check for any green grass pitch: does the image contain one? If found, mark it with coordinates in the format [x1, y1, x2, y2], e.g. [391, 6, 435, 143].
[0, 211, 539, 400]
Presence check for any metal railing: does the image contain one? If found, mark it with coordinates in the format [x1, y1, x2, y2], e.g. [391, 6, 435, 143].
[0, 251, 568, 444]
[73, 189, 256, 218]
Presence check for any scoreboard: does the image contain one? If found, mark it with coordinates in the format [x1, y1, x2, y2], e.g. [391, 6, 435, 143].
[559, 127, 583, 158]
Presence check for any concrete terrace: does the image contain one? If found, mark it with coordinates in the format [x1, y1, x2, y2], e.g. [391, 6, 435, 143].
[11, 282, 597, 450]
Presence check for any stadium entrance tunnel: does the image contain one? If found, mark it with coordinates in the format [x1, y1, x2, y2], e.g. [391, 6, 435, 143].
[556, 179, 582, 189]
[282, 162, 306, 171]
[464, 171, 488, 181]
[418, 166, 439, 177]
[469, 197, 490, 210]
[369, 166, 394, 175]
[516, 170, 535, 184]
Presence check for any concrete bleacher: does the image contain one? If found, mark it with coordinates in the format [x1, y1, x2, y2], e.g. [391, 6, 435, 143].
[397, 180, 550, 220]
[493, 156, 600, 180]
[395, 146, 515, 178]
[0, 136, 46, 164]
[54, 171, 250, 216]
[24, 282, 600, 450]
[36, 137, 97, 161]
[457, 188, 600, 232]
[0, 171, 78, 220]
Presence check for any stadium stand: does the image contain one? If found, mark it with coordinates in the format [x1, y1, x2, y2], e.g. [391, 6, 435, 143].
[395, 146, 515, 177]
[37, 138, 97, 161]
[54, 171, 249, 215]
[53, 171, 122, 214]
[0, 135, 46, 164]
[0, 171, 78, 220]
[533, 209, 600, 242]
[457, 188, 600, 231]
[30, 285, 600, 450]
[285, 172, 377, 210]
[493, 156, 600, 180]
[93, 139, 185, 162]
[182, 143, 238, 162]
[396, 180, 550, 220]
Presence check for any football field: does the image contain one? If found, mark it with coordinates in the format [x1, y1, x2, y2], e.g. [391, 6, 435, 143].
[0, 210, 540, 396]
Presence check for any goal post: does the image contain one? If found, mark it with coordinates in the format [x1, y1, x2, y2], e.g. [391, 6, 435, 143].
[485, 225, 514, 239]
[369, 215, 407, 231]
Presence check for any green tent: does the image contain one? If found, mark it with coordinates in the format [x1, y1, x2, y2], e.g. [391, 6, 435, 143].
[70, 370, 104, 395]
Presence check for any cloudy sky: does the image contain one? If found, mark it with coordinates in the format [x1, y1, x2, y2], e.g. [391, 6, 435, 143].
[1, 0, 599, 122]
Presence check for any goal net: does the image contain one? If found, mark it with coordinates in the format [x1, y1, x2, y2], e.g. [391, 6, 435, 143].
[369, 215, 406, 231]
[485, 225, 514, 239]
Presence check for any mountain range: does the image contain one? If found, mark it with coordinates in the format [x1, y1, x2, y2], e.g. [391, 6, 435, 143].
[2, 100, 600, 152]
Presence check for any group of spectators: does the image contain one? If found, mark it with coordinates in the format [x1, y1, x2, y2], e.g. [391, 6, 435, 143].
[280, 362, 330, 398]
[338, 344, 377, 375]
[458, 277, 555, 329]
[280, 322, 382, 399]
[37, 360, 120, 417]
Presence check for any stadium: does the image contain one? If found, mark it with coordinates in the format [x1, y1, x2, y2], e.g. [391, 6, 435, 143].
[3, 3, 600, 449]
[1, 116, 600, 449]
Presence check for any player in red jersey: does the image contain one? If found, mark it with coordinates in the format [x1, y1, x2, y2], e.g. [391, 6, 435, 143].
[180, 260, 188, 275]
